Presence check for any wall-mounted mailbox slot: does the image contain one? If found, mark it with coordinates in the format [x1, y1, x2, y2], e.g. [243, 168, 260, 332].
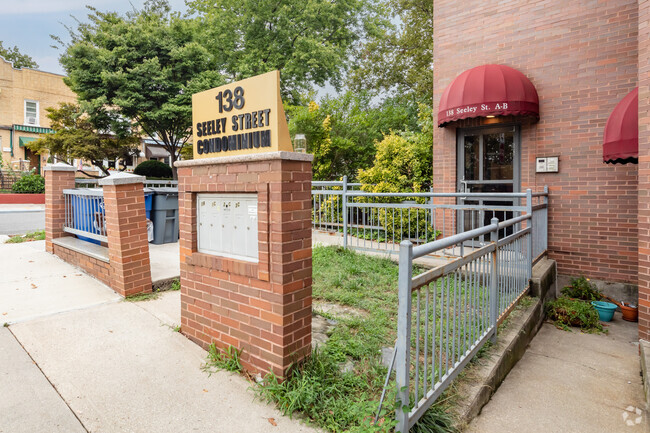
[197, 193, 258, 262]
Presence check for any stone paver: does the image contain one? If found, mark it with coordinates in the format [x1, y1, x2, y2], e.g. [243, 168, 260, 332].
[0, 327, 85, 433]
[0, 240, 120, 324]
[467, 317, 647, 433]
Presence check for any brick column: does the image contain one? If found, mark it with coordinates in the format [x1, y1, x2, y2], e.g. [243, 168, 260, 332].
[177, 152, 312, 377]
[44, 163, 77, 253]
[639, 0, 650, 341]
[99, 173, 152, 297]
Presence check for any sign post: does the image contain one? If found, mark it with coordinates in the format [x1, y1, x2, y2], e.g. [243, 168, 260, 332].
[176, 71, 313, 377]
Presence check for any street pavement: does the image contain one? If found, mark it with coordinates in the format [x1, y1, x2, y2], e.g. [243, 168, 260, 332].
[0, 204, 45, 235]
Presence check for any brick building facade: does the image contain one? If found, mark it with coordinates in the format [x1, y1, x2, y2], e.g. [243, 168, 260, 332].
[0, 56, 77, 174]
[433, 0, 639, 289]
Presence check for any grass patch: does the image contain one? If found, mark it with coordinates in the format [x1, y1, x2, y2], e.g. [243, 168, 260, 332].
[170, 279, 181, 291]
[6, 230, 45, 243]
[125, 292, 160, 302]
[253, 246, 457, 433]
[203, 343, 243, 374]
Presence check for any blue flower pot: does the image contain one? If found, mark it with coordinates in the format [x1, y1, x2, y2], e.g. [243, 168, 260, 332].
[591, 301, 617, 322]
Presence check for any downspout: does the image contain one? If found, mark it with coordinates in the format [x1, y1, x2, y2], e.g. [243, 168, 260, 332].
[10, 127, 13, 157]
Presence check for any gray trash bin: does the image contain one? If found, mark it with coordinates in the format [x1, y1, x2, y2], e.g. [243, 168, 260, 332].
[150, 187, 179, 244]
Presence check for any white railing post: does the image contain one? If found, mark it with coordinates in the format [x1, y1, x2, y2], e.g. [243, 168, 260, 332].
[526, 188, 533, 279]
[342, 175, 348, 250]
[490, 217, 499, 343]
[395, 240, 413, 433]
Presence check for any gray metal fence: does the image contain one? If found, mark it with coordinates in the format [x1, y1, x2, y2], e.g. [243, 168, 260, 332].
[390, 214, 533, 431]
[75, 178, 178, 188]
[312, 177, 548, 261]
[62, 188, 108, 243]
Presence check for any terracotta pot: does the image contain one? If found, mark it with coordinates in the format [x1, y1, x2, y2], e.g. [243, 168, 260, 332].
[620, 302, 638, 322]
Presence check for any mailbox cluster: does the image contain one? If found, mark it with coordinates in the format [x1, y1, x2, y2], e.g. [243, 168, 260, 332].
[197, 193, 259, 262]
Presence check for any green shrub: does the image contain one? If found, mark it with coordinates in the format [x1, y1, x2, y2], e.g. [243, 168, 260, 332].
[560, 276, 603, 301]
[133, 160, 172, 179]
[545, 297, 604, 333]
[11, 173, 45, 193]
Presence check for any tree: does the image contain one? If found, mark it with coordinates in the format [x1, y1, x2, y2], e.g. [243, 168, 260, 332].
[57, 0, 224, 178]
[28, 103, 139, 178]
[349, 0, 433, 102]
[287, 91, 420, 180]
[187, 0, 373, 103]
[0, 41, 38, 69]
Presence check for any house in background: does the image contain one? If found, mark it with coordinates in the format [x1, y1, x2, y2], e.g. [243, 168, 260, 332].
[0, 56, 77, 175]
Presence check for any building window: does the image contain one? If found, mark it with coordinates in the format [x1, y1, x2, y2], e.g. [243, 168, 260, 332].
[24, 100, 39, 126]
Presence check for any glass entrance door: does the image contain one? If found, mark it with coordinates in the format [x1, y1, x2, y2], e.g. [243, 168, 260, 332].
[457, 126, 520, 236]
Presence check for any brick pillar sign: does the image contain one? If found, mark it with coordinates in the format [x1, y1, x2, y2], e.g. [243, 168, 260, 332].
[176, 152, 313, 377]
[99, 173, 152, 297]
[638, 0, 650, 341]
[44, 162, 77, 253]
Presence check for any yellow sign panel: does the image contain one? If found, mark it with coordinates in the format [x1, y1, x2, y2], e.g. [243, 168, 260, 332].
[192, 70, 292, 159]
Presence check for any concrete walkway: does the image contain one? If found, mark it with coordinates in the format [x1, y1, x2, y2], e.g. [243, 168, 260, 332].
[0, 240, 121, 324]
[0, 237, 317, 433]
[466, 317, 647, 433]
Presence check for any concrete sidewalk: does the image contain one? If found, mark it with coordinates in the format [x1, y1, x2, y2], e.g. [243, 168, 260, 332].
[466, 317, 647, 433]
[7, 292, 317, 433]
[0, 327, 85, 433]
[0, 240, 121, 324]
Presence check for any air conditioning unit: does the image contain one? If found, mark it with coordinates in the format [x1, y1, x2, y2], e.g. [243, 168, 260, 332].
[26, 116, 36, 125]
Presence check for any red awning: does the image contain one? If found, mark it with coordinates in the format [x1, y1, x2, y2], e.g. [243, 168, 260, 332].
[603, 87, 638, 164]
[438, 64, 539, 127]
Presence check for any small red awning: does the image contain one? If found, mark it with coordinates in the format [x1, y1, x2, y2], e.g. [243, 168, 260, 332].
[438, 64, 539, 127]
[603, 87, 638, 164]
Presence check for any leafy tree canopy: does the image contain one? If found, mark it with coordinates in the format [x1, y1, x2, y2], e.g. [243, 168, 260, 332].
[187, 0, 375, 103]
[0, 41, 38, 69]
[287, 91, 421, 180]
[357, 103, 433, 192]
[349, 0, 433, 101]
[28, 103, 140, 177]
[57, 0, 224, 178]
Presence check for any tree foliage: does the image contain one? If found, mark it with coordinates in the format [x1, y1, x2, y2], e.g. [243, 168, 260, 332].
[0, 41, 38, 69]
[27, 103, 139, 177]
[57, 0, 224, 178]
[357, 103, 433, 193]
[349, 0, 433, 101]
[187, 0, 373, 103]
[287, 91, 420, 180]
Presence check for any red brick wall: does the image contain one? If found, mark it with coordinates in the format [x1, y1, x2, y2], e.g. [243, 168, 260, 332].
[52, 243, 111, 287]
[177, 154, 312, 377]
[638, 0, 650, 340]
[433, 0, 639, 283]
[44, 168, 75, 253]
[103, 182, 152, 297]
[45, 169, 152, 298]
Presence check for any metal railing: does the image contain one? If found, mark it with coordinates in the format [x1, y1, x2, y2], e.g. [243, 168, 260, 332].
[75, 178, 178, 188]
[0, 170, 23, 190]
[62, 188, 108, 243]
[312, 177, 548, 261]
[388, 214, 533, 431]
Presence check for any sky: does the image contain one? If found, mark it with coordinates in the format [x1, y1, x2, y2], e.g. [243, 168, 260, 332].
[0, 0, 188, 75]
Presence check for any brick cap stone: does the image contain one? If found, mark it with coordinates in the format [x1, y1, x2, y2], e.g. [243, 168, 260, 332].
[98, 172, 145, 186]
[174, 151, 313, 168]
[43, 162, 76, 172]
